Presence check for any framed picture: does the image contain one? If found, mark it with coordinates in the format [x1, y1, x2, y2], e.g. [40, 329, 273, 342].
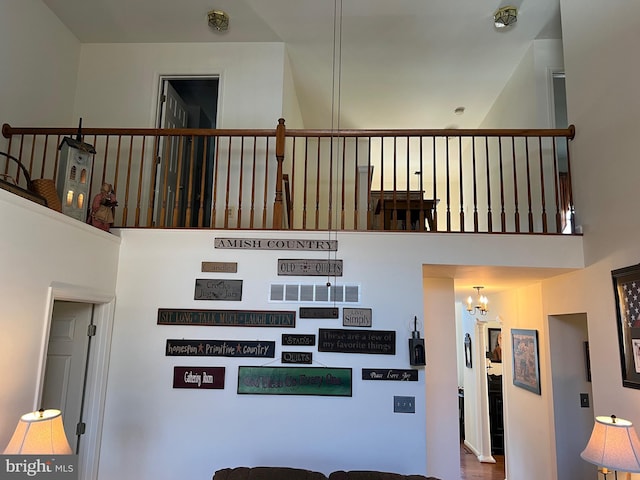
[464, 333, 472, 368]
[488, 328, 502, 363]
[511, 329, 541, 395]
[611, 264, 640, 389]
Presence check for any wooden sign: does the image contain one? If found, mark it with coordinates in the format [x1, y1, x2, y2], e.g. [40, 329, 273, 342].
[318, 328, 396, 355]
[362, 369, 419, 381]
[202, 261, 237, 273]
[281, 351, 313, 364]
[157, 309, 296, 327]
[173, 366, 225, 389]
[343, 308, 372, 327]
[195, 279, 242, 300]
[278, 259, 343, 276]
[299, 307, 339, 319]
[237, 366, 352, 396]
[166, 339, 275, 358]
[215, 237, 337, 251]
[282, 334, 316, 346]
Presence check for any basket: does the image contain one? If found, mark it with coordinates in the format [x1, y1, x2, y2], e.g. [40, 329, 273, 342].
[31, 178, 62, 212]
[0, 152, 61, 211]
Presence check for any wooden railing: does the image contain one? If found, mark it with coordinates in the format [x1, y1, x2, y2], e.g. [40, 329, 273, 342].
[1, 120, 576, 234]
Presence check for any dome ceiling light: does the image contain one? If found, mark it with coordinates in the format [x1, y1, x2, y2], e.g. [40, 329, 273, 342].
[208, 10, 229, 32]
[494, 6, 517, 29]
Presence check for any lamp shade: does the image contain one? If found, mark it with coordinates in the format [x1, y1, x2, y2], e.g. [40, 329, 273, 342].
[581, 415, 640, 473]
[3, 409, 72, 454]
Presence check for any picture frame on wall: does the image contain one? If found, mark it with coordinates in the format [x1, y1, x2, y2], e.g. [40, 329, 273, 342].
[511, 329, 541, 395]
[611, 264, 640, 390]
[488, 328, 502, 363]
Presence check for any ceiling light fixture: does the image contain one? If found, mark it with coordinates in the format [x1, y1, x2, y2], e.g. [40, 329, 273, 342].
[494, 6, 518, 29]
[466, 286, 489, 315]
[208, 10, 229, 32]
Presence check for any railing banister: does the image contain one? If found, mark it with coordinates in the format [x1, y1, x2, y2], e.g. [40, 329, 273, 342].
[272, 118, 286, 229]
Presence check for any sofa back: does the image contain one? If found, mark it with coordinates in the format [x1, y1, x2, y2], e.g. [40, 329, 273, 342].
[214, 467, 328, 480]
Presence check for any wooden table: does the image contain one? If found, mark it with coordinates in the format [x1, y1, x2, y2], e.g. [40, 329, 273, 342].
[370, 191, 438, 231]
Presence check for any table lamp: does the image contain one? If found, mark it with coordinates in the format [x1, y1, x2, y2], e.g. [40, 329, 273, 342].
[3, 409, 72, 454]
[581, 415, 640, 479]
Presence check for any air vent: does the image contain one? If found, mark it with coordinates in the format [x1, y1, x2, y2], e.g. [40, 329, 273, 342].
[270, 284, 360, 304]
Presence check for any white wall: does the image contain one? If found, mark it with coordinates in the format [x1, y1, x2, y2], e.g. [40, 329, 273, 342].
[0, 0, 80, 127]
[74, 42, 287, 129]
[0, 190, 120, 449]
[94, 229, 582, 480]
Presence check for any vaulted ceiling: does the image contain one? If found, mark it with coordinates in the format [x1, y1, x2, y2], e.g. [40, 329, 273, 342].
[42, 0, 561, 130]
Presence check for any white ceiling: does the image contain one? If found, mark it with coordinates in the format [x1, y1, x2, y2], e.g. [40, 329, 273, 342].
[42, 0, 561, 130]
[42, 0, 566, 299]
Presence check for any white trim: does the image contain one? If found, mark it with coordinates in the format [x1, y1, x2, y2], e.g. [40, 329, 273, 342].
[35, 283, 116, 480]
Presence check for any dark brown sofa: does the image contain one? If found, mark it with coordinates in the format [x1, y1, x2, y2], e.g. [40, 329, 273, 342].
[213, 466, 440, 480]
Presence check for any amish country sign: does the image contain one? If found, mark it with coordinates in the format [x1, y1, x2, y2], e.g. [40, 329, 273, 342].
[362, 369, 418, 381]
[215, 238, 337, 251]
[157, 309, 296, 327]
[173, 366, 225, 389]
[237, 366, 352, 396]
[318, 328, 396, 355]
[194, 279, 242, 300]
[166, 339, 275, 358]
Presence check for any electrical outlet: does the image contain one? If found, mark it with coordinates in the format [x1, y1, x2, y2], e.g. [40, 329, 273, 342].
[227, 207, 236, 218]
[394, 396, 415, 413]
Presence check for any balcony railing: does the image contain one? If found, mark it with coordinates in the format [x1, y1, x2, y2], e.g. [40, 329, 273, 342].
[1, 119, 576, 234]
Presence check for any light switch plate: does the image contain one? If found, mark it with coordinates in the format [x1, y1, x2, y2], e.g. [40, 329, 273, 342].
[394, 395, 415, 413]
[580, 393, 590, 408]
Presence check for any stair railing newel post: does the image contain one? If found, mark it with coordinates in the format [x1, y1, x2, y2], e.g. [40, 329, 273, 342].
[272, 118, 286, 229]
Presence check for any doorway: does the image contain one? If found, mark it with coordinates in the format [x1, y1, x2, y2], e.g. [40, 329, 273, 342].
[41, 301, 94, 453]
[548, 313, 593, 479]
[155, 76, 219, 227]
[39, 286, 115, 480]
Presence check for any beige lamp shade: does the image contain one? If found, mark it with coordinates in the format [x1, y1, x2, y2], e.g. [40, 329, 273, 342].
[3, 409, 72, 454]
[581, 415, 640, 473]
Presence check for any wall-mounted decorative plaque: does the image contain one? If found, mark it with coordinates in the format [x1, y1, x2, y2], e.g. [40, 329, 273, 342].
[201, 261, 237, 273]
[362, 369, 418, 381]
[343, 308, 372, 327]
[215, 238, 337, 251]
[281, 351, 313, 364]
[237, 366, 352, 396]
[166, 339, 275, 358]
[299, 307, 339, 319]
[173, 366, 225, 389]
[157, 309, 296, 327]
[194, 279, 242, 301]
[318, 328, 396, 355]
[282, 334, 316, 346]
[278, 259, 343, 276]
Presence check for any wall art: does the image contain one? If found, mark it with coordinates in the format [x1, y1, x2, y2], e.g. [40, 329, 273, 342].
[612, 263, 640, 389]
[157, 309, 296, 327]
[318, 328, 395, 355]
[511, 329, 541, 395]
[237, 366, 352, 396]
[166, 339, 275, 358]
[173, 366, 225, 389]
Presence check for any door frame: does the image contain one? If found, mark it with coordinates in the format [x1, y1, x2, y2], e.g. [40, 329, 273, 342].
[36, 282, 115, 480]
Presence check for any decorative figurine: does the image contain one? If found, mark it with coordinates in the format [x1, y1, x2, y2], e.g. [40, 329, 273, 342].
[90, 182, 118, 232]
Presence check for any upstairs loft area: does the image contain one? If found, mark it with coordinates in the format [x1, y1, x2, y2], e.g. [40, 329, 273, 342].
[0, 119, 576, 235]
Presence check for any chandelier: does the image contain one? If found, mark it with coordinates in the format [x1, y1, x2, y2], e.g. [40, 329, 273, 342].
[208, 10, 229, 32]
[466, 286, 489, 315]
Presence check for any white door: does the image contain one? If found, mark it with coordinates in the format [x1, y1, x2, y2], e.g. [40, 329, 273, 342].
[41, 301, 93, 453]
[155, 80, 189, 226]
